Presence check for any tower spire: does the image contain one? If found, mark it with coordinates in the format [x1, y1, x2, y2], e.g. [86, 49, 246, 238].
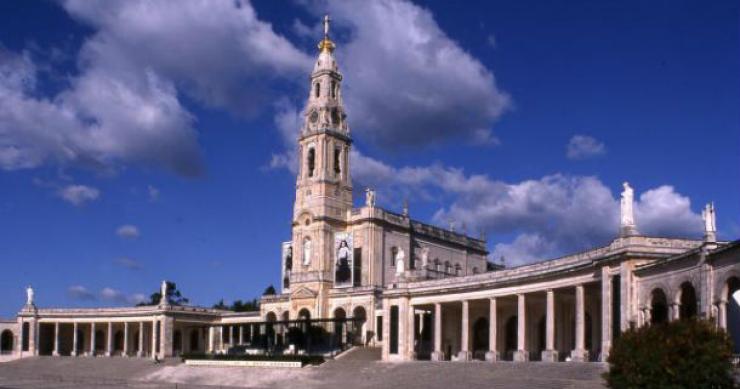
[318, 14, 335, 53]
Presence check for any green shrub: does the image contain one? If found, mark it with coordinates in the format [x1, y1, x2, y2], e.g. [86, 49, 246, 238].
[606, 319, 737, 388]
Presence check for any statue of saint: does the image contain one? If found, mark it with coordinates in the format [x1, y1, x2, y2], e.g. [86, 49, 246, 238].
[395, 248, 405, 276]
[620, 182, 636, 236]
[702, 203, 717, 233]
[421, 247, 430, 268]
[303, 238, 312, 266]
[365, 188, 376, 208]
[160, 280, 168, 305]
[26, 285, 34, 306]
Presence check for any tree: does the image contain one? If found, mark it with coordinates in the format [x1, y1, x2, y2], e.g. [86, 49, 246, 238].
[605, 319, 736, 388]
[212, 299, 228, 310]
[136, 281, 189, 306]
[263, 285, 276, 296]
[212, 298, 260, 312]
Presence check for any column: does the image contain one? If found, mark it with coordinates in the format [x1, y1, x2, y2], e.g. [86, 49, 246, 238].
[406, 302, 416, 360]
[208, 326, 214, 353]
[123, 322, 129, 357]
[52, 322, 60, 356]
[457, 300, 471, 361]
[229, 326, 235, 348]
[542, 290, 558, 362]
[431, 303, 444, 361]
[72, 322, 78, 357]
[151, 319, 158, 359]
[718, 300, 728, 329]
[600, 267, 612, 362]
[137, 322, 144, 357]
[239, 325, 244, 345]
[485, 297, 499, 362]
[570, 284, 589, 362]
[513, 294, 528, 361]
[106, 322, 113, 357]
[90, 322, 96, 356]
[219, 326, 224, 352]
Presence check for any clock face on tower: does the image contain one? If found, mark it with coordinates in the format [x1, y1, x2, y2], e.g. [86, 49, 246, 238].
[309, 110, 319, 124]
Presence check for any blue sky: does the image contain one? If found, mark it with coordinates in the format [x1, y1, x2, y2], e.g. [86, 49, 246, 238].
[0, 0, 737, 317]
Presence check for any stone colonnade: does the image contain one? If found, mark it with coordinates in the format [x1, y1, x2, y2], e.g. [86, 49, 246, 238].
[385, 274, 615, 363]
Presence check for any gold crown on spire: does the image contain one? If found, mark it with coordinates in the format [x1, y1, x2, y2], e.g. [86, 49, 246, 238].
[318, 14, 335, 53]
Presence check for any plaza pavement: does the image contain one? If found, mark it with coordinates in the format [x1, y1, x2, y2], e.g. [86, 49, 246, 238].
[0, 348, 608, 389]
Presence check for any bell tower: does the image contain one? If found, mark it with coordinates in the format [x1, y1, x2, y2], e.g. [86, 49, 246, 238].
[294, 15, 352, 220]
[289, 15, 352, 318]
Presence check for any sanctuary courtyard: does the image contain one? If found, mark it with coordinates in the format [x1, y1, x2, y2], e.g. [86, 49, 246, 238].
[1, 15, 739, 388]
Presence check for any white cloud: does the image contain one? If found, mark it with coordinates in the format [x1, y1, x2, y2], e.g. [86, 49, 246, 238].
[567, 135, 606, 160]
[116, 224, 140, 239]
[67, 285, 96, 301]
[58, 184, 100, 206]
[100, 287, 146, 305]
[1, 0, 313, 176]
[114, 257, 142, 270]
[319, 0, 510, 148]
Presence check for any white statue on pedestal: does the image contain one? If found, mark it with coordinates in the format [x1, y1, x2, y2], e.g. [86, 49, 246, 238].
[702, 202, 717, 241]
[365, 188, 376, 208]
[620, 182, 637, 236]
[160, 280, 168, 305]
[26, 285, 34, 306]
[395, 248, 405, 276]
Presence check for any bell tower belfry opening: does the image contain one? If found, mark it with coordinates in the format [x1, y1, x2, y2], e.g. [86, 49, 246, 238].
[289, 15, 353, 318]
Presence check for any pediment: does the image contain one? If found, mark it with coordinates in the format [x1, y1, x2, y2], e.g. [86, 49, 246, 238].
[291, 287, 318, 299]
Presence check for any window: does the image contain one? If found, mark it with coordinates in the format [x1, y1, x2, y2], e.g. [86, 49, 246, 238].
[434, 259, 441, 272]
[445, 261, 451, 274]
[455, 264, 462, 276]
[307, 148, 315, 177]
[389, 306, 399, 354]
[376, 316, 383, 341]
[334, 148, 341, 177]
[314, 82, 320, 98]
[353, 248, 362, 287]
[472, 267, 479, 274]
[391, 247, 398, 266]
[331, 80, 337, 98]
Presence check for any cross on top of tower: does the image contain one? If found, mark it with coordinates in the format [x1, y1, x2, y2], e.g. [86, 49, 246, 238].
[323, 15, 330, 37]
[318, 14, 336, 53]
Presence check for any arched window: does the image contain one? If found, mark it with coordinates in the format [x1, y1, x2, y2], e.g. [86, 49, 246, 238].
[679, 282, 697, 319]
[307, 148, 315, 178]
[455, 264, 462, 276]
[651, 288, 669, 325]
[391, 247, 398, 267]
[314, 82, 320, 98]
[331, 80, 337, 98]
[0, 330, 13, 354]
[445, 261, 451, 274]
[334, 147, 341, 177]
[434, 259, 441, 272]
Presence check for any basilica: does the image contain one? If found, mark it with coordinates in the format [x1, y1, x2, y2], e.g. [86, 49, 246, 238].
[2, 17, 739, 364]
